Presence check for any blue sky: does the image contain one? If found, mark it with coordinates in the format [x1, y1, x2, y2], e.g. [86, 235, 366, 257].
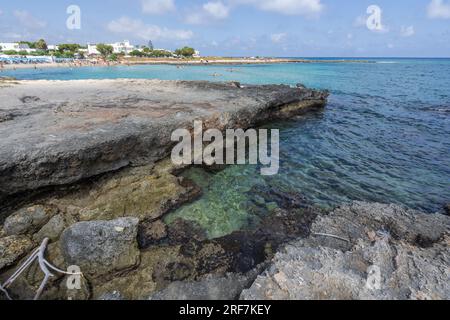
[1, 0, 450, 57]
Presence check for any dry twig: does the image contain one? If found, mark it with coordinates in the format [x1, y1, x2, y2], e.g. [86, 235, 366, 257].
[312, 232, 350, 243]
[0, 237, 82, 300]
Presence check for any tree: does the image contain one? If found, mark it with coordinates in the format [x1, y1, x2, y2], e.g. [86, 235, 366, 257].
[175, 46, 195, 57]
[129, 50, 144, 57]
[96, 44, 114, 58]
[19, 41, 36, 49]
[35, 39, 48, 50]
[108, 53, 118, 61]
[58, 44, 81, 53]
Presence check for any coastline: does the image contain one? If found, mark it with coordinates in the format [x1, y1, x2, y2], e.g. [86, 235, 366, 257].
[0, 57, 375, 71]
[0, 78, 448, 300]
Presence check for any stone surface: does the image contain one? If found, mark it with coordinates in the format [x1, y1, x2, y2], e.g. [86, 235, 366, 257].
[3, 205, 57, 236]
[149, 272, 260, 300]
[60, 217, 140, 276]
[241, 202, 450, 300]
[0, 79, 328, 201]
[0, 235, 33, 271]
[33, 214, 66, 243]
[53, 160, 197, 222]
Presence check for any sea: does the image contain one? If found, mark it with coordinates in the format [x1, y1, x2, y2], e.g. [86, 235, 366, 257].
[2, 58, 449, 238]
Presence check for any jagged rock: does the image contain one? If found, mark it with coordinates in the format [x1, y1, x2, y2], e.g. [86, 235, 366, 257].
[167, 219, 208, 245]
[0, 80, 328, 202]
[0, 235, 33, 270]
[33, 214, 66, 243]
[149, 272, 259, 300]
[3, 205, 58, 236]
[138, 220, 168, 248]
[241, 202, 450, 300]
[97, 291, 124, 300]
[60, 217, 140, 276]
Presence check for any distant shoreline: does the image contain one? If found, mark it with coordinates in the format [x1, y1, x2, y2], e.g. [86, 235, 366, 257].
[0, 57, 375, 71]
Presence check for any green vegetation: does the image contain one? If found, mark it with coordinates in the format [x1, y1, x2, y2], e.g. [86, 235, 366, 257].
[108, 53, 119, 61]
[34, 39, 48, 50]
[175, 46, 196, 57]
[129, 49, 145, 57]
[96, 44, 114, 58]
[2, 50, 18, 55]
[129, 48, 172, 58]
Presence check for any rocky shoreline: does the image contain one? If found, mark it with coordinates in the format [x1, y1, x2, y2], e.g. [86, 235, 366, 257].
[0, 79, 448, 300]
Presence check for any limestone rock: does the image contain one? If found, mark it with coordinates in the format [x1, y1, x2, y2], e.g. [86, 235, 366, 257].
[0, 235, 33, 270]
[60, 217, 140, 276]
[33, 214, 66, 243]
[3, 205, 57, 236]
[241, 202, 450, 300]
[0, 80, 328, 202]
[149, 272, 259, 300]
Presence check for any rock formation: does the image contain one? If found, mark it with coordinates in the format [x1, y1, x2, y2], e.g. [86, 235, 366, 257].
[240, 202, 449, 300]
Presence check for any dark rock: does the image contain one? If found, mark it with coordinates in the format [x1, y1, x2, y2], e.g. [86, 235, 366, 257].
[444, 203, 450, 216]
[167, 219, 208, 245]
[138, 220, 167, 248]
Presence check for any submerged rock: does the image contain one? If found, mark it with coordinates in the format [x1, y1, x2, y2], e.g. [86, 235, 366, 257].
[241, 202, 450, 300]
[60, 217, 140, 276]
[444, 203, 450, 216]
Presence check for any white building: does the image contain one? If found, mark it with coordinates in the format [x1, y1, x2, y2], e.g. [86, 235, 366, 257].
[0, 42, 32, 52]
[47, 45, 59, 51]
[87, 44, 100, 55]
[87, 40, 136, 56]
[193, 50, 201, 58]
[111, 40, 135, 54]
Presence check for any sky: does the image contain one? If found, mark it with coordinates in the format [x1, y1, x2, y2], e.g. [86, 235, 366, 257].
[0, 0, 450, 57]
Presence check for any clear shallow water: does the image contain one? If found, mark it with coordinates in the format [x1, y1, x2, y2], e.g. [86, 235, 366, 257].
[3, 59, 450, 237]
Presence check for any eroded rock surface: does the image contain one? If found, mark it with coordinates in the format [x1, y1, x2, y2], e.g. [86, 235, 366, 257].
[60, 217, 140, 276]
[0, 79, 328, 201]
[241, 202, 450, 300]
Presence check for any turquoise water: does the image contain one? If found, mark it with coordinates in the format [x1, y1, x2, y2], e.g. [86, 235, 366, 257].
[3, 59, 449, 237]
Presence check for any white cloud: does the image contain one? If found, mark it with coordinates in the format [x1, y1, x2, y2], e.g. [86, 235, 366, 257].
[270, 33, 287, 43]
[142, 0, 176, 15]
[428, 0, 450, 19]
[107, 17, 193, 41]
[400, 25, 415, 37]
[14, 10, 47, 29]
[353, 15, 367, 27]
[186, 1, 230, 24]
[237, 0, 323, 16]
[203, 1, 229, 19]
